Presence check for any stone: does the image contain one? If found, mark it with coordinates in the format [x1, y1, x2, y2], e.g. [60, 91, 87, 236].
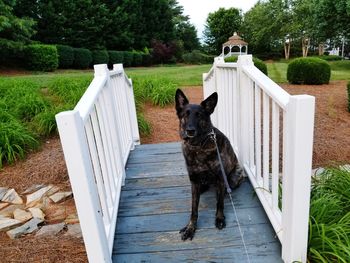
[36, 223, 65, 237]
[0, 218, 22, 231]
[340, 164, 350, 172]
[21, 184, 46, 195]
[2, 189, 23, 204]
[26, 185, 53, 207]
[13, 209, 32, 222]
[0, 187, 9, 200]
[28, 207, 45, 220]
[0, 204, 25, 218]
[312, 167, 325, 177]
[46, 185, 60, 197]
[0, 202, 9, 210]
[65, 214, 79, 224]
[45, 206, 68, 223]
[65, 223, 82, 239]
[6, 217, 43, 239]
[49, 192, 73, 203]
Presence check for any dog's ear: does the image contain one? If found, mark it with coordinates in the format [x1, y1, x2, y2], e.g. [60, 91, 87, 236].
[201, 92, 218, 114]
[175, 89, 189, 116]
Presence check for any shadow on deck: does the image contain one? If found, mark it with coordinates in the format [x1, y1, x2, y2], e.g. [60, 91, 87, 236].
[113, 142, 282, 262]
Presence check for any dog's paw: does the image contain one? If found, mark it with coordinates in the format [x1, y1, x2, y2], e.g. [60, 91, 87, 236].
[215, 217, 226, 230]
[179, 225, 196, 241]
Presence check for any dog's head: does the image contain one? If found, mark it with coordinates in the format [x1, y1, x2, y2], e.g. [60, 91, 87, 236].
[175, 89, 217, 141]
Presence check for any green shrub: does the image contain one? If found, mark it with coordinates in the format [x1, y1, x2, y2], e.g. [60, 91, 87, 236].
[308, 168, 350, 262]
[132, 52, 143, 66]
[225, 56, 268, 75]
[347, 82, 350, 112]
[137, 113, 151, 136]
[24, 44, 58, 71]
[73, 48, 92, 69]
[92, 50, 109, 65]
[182, 50, 214, 65]
[314, 55, 342, 61]
[0, 39, 25, 66]
[108, 51, 124, 67]
[123, 51, 134, 67]
[56, 45, 74, 68]
[141, 53, 152, 66]
[15, 94, 49, 121]
[287, 57, 331, 84]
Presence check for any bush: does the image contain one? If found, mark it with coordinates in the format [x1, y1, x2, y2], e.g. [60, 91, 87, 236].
[123, 51, 134, 67]
[347, 82, 350, 112]
[24, 44, 58, 71]
[141, 53, 152, 66]
[287, 57, 331, 84]
[0, 39, 25, 66]
[92, 50, 109, 65]
[73, 48, 92, 69]
[132, 52, 143, 66]
[225, 56, 268, 75]
[313, 55, 342, 61]
[56, 45, 74, 68]
[108, 51, 124, 67]
[182, 50, 214, 64]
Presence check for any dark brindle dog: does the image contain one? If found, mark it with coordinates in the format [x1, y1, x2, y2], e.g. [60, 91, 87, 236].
[175, 89, 243, 241]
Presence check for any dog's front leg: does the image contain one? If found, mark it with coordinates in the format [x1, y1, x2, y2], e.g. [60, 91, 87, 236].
[215, 182, 226, 229]
[180, 182, 200, 240]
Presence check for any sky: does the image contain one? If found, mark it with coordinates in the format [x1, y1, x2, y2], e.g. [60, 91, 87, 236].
[177, 0, 258, 40]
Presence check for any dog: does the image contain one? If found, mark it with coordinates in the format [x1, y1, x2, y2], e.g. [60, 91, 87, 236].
[175, 89, 243, 241]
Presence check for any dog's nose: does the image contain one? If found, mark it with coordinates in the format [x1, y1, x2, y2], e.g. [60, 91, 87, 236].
[186, 129, 196, 137]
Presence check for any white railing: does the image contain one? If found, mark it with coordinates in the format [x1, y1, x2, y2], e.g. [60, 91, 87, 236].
[203, 55, 315, 263]
[55, 64, 139, 263]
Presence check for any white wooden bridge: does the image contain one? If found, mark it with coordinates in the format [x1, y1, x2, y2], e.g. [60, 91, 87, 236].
[56, 55, 315, 263]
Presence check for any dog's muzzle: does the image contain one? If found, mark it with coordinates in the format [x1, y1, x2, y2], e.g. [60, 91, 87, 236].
[185, 129, 196, 138]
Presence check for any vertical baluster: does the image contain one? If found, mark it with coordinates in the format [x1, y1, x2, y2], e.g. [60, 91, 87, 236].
[272, 102, 280, 209]
[263, 92, 270, 192]
[248, 79, 255, 170]
[254, 86, 262, 183]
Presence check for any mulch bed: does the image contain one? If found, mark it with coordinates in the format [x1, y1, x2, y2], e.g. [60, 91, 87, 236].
[0, 82, 349, 262]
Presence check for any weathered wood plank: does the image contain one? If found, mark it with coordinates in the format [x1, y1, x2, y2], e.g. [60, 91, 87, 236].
[113, 243, 282, 263]
[116, 207, 270, 234]
[113, 223, 279, 254]
[123, 174, 190, 190]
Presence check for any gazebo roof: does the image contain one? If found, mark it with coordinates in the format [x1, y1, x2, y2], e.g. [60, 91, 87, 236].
[223, 32, 248, 46]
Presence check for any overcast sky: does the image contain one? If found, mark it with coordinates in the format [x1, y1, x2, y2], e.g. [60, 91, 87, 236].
[177, 0, 258, 40]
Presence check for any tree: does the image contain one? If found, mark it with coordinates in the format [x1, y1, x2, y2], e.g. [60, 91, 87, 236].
[203, 7, 242, 54]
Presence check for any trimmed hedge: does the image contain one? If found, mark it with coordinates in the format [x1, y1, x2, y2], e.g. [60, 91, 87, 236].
[142, 53, 152, 66]
[347, 82, 350, 112]
[24, 44, 58, 71]
[92, 50, 109, 65]
[287, 57, 331, 85]
[315, 55, 342, 61]
[56, 45, 74, 68]
[108, 51, 124, 67]
[123, 51, 134, 67]
[73, 48, 92, 69]
[132, 52, 143, 66]
[182, 50, 214, 65]
[225, 56, 268, 75]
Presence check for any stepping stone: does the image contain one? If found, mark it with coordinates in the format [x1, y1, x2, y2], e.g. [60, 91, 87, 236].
[65, 213, 79, 224]
[6, 217, 43, 239]
[36, 222, 65, 237]
[49, 192, 72, 203]
[13, 209, 33, 222]
[26, 185, 53, 207]
[0, 203, 9, 210]
[0, 204, 25, 218]
[28, 207, 45, 220]
[2, 189, 23, 204]
[22, 184, 46, 195]
[0, 218, 22, 232]
[65, 223, 82, 239]
[0, 187, 9, 200]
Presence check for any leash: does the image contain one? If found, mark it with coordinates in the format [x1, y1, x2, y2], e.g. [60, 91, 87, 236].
[209, 129, 251, 263]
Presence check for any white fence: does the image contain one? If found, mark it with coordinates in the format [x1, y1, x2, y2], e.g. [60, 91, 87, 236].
[56, 64, 139, 262]
[203, 55, 315, 263]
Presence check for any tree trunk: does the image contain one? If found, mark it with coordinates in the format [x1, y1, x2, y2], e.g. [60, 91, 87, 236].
[284, 42, 290, 60]
[318, 43, 324, 56]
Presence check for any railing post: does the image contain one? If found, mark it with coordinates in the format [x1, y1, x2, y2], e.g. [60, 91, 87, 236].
[56, 110, 111, 263]
[282, 95, 315, 263]
[113, 64, 140, 147]
[237, 55, 254, 165]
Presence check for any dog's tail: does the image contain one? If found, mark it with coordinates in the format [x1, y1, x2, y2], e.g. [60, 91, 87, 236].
[228, 163, 244, 190]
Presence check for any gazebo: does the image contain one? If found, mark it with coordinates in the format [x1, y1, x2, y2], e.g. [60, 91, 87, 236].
[222, 32, 248, 57]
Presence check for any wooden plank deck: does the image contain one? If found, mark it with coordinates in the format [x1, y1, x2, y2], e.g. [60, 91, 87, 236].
[113, 142, 282, 263]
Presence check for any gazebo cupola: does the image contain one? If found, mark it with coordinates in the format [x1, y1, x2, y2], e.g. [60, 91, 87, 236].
[222, 32, 248, 57]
